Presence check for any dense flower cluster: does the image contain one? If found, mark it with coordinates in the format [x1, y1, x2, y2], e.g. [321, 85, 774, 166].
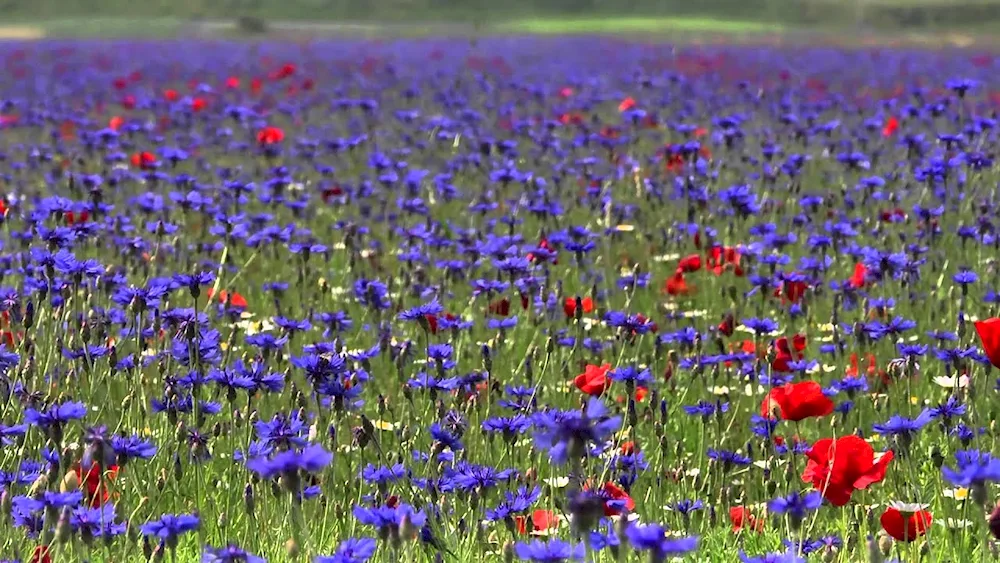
[0, 37, 996, 561]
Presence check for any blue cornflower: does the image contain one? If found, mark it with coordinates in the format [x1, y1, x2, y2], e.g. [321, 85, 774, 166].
[25, 400, 87, 436]
[352, 503, 426, 537]
[202, 544, 266, 563]
[608, 365, 653, 386]
[834, 376, 868, 396]
[482, 415, 532, 442]
[486, 486, 543, 522]
[739, 552, 805, 563]
[70, 503, 126, 539]
[706, 448, 751, 469]
[872, 409, 933, 448]
[210, 367, 257, 397]
[407, 373, 460, 393]
[588, 520, 621, 552]
[430, 422, 464, 451]
[315, 538, 377, 563]
[442, 462, 516, 493]
[625, 523, 699, 562]
[603, 312, 656, 336]
[233, 359, 285, 393]
[767, 491, 822, 527]
[741, 317, 779, 336]
[353, 279, 391, 310]
[360, 464, 406, 487]
[514, 539, 585, 562]
[942, 450, 1000, 493]
[397, 299, 443, 322]
[140, 513, 200, 548]
[246, 444, 333, 481]
[683, 401, 729, 421]
[273, 316, 312, 334]
[531, 398, 622, 465]
[173, 271, 216, 298]
[669, 499, 704, 515]
[953, 269, 978, 286]
[0, 422, 27, 446]
[929, 396, 966, 425]
[111, 281, 170, 312]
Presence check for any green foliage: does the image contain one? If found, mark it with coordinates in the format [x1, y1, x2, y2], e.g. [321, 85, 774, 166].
[5, 0, 1000, 31]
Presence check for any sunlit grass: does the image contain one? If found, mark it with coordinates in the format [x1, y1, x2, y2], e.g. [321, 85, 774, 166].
[493, 16, 783, 35]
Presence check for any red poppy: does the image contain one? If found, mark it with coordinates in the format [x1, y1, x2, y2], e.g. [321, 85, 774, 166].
[121, 95, 136, 110]
[880, 208, 907, 223]
[206, 288, 248, 309]
[881, 116, 899, 137]
[634, 313, 657, 334]
[707, 245, 741, 276]
[163, 89, 179, 102]
[558, 87, 574, 98]
[59, 120, 76, 140]
[770, 335, 806, 373]
[975, 318, 1000, 369]
[0, 330, 20, 348]
[678, 254, 702, 273]
[880, 506, 931, 542]
[109, 116, 124, 131]
[563, 296, 594, 319]
[191, 97, 207, 112]
[71, 463, 118, 508]
[250, 77, 263, 94]
[64, 210, 89, 226]
[718, 314, 735, 337]
[615, 386, 649, 404]
[130, 152, 157, 170]
[665, 152, 685, 173]
[271, 63, 296, 80]
[776, 277, 808, 304]
[665, 269, 694, 296]
[574, 363, 612, 397]
[849, 262, 868, 289]
[527, 238, 557, 264]
[729, 506, 765, 533]
[761, 381, 834, 421]
[424, 314, 439, 335]
[802, 435, 893, 506]
[256, 126, 285, 145]
[515, 509, 560, 535]
[618, 97, 636, 112]
[488, 298, 510, 317]
[600, 481, 635, 516]
[225, 76, 241, 89]
[321, 186, 344, 203]
[558, 112, 583, 126]
[29, 546, 50, 563]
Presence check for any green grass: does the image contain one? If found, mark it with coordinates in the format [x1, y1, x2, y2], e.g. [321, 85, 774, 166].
[492, 16, 783, 35]
[17, 17, 185, 38]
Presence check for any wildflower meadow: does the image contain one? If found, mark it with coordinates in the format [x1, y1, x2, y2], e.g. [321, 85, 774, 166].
[0, 37, 998, 562]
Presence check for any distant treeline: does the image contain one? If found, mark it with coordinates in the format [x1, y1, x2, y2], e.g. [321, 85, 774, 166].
[4, 0, 1000, 30]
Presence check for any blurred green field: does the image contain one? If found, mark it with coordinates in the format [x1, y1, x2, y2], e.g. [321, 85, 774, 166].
[492, 16, 783, 35]
[3, 0, 1000, 39]
[1, 3, 996, 42]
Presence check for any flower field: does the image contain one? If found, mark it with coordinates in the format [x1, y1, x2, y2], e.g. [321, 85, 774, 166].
[0, 37, 998, 562]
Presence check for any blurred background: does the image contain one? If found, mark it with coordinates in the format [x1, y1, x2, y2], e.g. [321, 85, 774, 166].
[1, 0, 997, 40]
